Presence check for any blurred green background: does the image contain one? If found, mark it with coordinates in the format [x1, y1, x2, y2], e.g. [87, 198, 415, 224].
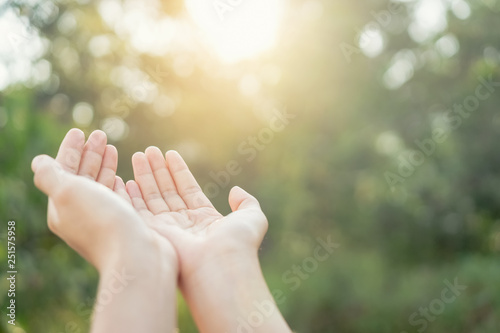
[1, 0, 500, 332]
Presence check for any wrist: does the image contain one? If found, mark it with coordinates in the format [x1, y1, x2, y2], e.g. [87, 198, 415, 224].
[181, 244, 258, 288]
[99, 231, 178, 280]
[91, 238, 178, 333]
[180, 249, 268, 312]
[180, 250, 290, 333]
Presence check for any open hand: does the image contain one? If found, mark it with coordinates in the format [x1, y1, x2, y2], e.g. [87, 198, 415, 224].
[127, 147, 268, 282]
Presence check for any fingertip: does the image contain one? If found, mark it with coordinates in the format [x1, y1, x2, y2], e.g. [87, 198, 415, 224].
[32, 155, 67, 196]
[32, 154, 53, 173]
[145, 146, 162, 156]
[56, 129, 85, 173]
[67, 128, 85, 141]
[145, 146, 166, 168]
[88, 129, 107, 146]
[126, 180, 141, 197]
[165, 150, 180, 160]
[132, 151, 145, 161]
[92, 129, 107, 138]
[114, 176, 132, 203]
[165, 150, 186, 169]
[31, 155, 43, 172]
[61, 128, 85, 150]
[231, 185, 242, 192]
[228, 185, 259, 211]
[230, 185, 248, 197]
[131, 152, 148, 173]
[105, 144, 118, 158]
[106, 144, 117, 151]
[114, 175, 125, 189]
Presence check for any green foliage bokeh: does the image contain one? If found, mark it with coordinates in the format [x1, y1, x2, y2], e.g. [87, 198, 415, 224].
[1, 0, 500, 332]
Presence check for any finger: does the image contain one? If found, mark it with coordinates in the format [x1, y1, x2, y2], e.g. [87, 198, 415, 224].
[132, 152, 170, 214]
[96, 145, 118, 189]
[78, 130, 107, 179]
[55, 128, 85, 173]
[228, 186, 262, 212]
[145, 146, 187, 212]
[165, 150, 214, 210]
[113, 176, 132, 204]
[32, 155, 68, 197]
[126, 180, 150, 214]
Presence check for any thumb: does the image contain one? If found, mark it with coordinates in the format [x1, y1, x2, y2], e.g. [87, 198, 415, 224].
[228, 186, 261, 212]
[32, 155, 68, 196]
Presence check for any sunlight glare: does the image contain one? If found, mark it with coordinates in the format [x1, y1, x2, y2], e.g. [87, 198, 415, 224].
[185, 0, 285, 63]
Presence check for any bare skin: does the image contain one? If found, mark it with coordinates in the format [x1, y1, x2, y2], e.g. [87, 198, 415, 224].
[33, 129, 178, 333]
[48, 128, 292, 333]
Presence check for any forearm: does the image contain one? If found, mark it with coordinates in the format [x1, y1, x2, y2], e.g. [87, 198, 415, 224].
[90, 252, 178, 333]
[182, 251, 291, 333]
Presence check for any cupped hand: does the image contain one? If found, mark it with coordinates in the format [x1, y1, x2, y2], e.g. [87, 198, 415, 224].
[38, 129, 177, 273]
[47, 129, 118, 230]
[127, 147, 268, 281]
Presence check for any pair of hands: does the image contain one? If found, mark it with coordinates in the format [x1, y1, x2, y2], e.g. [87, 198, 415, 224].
[33, 129, 290, 333]
[36, 128, 266, 278]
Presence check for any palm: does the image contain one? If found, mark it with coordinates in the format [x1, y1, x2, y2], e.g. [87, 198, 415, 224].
[51, 130, 267, 276]
[125, 148, 268, 275]
[44, 129, 178, 267]
[142, 207, 223, 235]
[137, 206, 261, 239]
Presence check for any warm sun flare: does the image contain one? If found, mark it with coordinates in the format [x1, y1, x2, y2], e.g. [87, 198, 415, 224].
[185, 0, 285, 63]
